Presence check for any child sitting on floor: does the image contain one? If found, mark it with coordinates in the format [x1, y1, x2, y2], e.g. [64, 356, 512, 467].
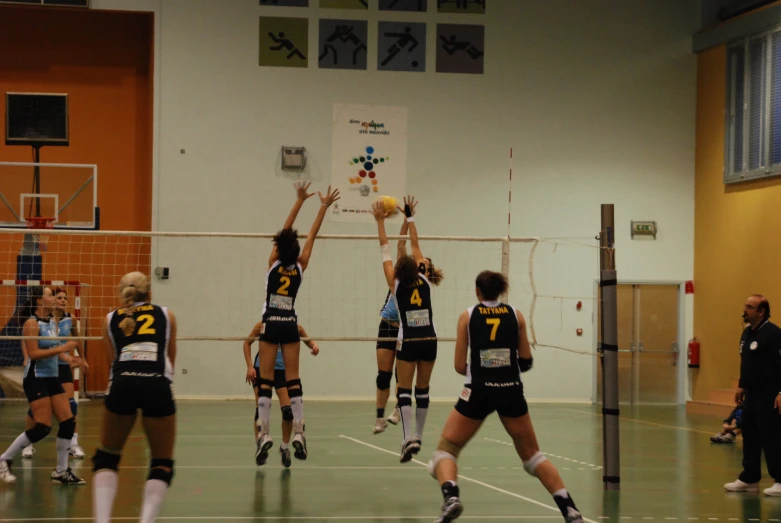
[710, 401, 742, 443]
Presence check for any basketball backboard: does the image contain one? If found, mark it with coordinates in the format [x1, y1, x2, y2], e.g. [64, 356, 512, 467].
[0, 162, 98, 229]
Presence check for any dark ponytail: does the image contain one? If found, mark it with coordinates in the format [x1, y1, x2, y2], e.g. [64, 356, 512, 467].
[12, 286, 45, 326]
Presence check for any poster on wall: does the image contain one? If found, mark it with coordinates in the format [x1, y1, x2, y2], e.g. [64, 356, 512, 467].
[378, 22, 426, 72]
[259, 17, 309, 68]
[320, 0, 368, 8]
[318, 19, 368, 70]
[260, 0, 309, 6]
[330, 103, 408, 223]
[436, 23, 484, 74]
[437, 0, 485, 13]
[379, 0, 427, 11]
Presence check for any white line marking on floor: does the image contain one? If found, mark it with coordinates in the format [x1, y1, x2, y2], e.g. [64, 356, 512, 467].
[483, 438, 603, 469]
[339, 435, 598, 523]
[0, 517, 563, 522]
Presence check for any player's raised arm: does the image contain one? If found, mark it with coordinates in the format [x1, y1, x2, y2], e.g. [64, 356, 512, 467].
[373, 200, 396, 289]
[269, 182, 315, 268]
[298, 185, 340, 271]
[401, 195, 425, 266]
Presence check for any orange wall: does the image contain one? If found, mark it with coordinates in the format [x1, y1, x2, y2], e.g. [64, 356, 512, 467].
[693, 45, 781, 399]
[0, 5, 153, 391]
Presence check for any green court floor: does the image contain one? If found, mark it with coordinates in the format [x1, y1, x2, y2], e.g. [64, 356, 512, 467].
[0, 400, 778, 522]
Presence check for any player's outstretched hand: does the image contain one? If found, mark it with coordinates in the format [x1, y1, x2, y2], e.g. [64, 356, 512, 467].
[319, 186, 341, 207]
[294, 181, 314, 202]
[372, 200, 391, 221]
[399, 195, 417, 217]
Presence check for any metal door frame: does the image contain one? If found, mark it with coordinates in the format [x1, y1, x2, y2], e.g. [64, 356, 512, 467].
[592, 279, 686, 405]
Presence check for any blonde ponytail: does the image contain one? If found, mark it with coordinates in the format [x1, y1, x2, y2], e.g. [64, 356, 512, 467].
[117, 272, 151, 337]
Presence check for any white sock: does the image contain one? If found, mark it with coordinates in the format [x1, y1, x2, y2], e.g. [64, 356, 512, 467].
[257, 395, 271, 434]
[140, 479, 169, 523]
[290, 396, 304, 424]
[55, 438, 71, 473]
[400, 405, 413, 441]
[280, 442, 289, 450]
[415, 407, 428, 439]
[0, 432, 32, 461]
[71, 433, 79, 447]
[93, 469, 119, 523]
[553, 488, 568, 498]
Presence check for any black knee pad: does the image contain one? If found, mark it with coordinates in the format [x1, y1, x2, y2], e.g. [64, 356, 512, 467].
[25, 423, 52, 444]
[258, 385, 273, 399]
[149, 458, 175, 486]
[286, 378, 302, 392]
[92, 448, 122, 472]
[376, 371, 392, 390]
[57, 417, 76, 440]
[397, 388, 413, 407]
[415, 387, 430, 409]
[254, 407, 259, 422]
[281, 405, 293, 421]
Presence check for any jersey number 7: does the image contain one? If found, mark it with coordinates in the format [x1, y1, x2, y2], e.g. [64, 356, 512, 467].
[486, 318, 500, 341]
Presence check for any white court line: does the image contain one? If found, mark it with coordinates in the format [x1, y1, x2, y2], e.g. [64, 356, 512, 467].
[15, 465, 430, 470]
[0, 435, 341, 439]
[15, 463, 561, 471]
[483, 438, 603, 469]
[0, 517, 563, 522]
[338, 435, 599, 523]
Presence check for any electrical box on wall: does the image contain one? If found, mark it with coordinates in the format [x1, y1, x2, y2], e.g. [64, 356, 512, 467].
[281, 146, 306, 171]
[631, 220, 657, 239]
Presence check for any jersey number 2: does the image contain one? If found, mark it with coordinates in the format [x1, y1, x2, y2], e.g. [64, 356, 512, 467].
[278, 276, 291, 295]
[410, 289, 422, 306]
[486, 318, 500, 341]
[137, 314, 156, 335]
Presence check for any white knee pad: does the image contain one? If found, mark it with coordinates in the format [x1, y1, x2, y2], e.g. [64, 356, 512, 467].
[428, 450, 457, 478]
[522, 451, 547, 477]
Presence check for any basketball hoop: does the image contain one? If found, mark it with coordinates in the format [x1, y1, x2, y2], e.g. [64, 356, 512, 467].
[25, 216, 55, 253]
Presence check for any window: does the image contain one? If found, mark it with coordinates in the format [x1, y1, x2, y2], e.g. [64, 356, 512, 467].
[725, 27, 781, 183]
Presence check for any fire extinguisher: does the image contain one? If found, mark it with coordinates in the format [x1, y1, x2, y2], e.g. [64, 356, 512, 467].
[688, 337, 700, 369]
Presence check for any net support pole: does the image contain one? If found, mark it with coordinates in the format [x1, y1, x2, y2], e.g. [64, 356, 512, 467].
[599, 203, 620, 491]
[500, 237, 510, 302]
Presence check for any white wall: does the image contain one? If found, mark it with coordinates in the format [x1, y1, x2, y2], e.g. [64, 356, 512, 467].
[92, 0, 697, 402]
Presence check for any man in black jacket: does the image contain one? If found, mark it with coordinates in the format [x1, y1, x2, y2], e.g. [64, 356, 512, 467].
[725, 295, 781, 496]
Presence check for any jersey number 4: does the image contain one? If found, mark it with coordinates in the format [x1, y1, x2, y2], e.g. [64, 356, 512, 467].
[410, 289, 423, 306]
[278, 276, 291, 295]
[137, 314, 157, 335]
[486, 318, 500, 341]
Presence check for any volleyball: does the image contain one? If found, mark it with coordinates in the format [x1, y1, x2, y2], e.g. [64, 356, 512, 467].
[378, 196, 399, 214]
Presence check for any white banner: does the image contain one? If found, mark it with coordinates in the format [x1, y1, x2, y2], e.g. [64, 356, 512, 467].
[329, 103, 408, 223]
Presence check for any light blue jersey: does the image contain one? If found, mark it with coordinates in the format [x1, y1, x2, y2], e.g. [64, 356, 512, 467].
[380, 290, 399, 322]
[23, 315, 60, 378]
[254, 347, 285, 371]
[56, 313, 73, 365]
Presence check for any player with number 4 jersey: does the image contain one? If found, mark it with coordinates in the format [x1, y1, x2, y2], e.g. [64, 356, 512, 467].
[373, 195, 444, 463]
